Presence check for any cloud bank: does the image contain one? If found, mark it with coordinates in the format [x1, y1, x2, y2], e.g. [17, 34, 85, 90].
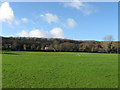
[17, 28, 65, 39]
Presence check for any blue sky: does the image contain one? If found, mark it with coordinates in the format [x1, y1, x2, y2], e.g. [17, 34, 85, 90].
[0, 2, 118, 41]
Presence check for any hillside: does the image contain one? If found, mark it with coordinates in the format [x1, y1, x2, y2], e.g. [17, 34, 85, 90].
[2, 37, 120, 53]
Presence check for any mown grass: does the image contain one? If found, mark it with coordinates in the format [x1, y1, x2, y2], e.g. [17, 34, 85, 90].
[2, 51, 118, 88]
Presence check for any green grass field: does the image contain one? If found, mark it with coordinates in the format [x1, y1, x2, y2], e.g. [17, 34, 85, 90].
[2, 51, 118, 88]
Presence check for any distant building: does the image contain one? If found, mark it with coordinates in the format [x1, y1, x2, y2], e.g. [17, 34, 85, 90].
[45, 45, 56, 51]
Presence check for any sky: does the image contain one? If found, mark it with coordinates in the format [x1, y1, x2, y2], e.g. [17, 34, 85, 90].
[0, 1, 118, 41]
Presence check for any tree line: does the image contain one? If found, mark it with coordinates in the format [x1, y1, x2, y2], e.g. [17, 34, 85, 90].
[2, 37, 120, 53]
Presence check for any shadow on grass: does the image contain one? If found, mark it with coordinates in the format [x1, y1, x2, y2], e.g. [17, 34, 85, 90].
[0, 52, 20, 55]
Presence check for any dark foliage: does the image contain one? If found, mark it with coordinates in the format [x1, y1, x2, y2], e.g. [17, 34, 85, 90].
[2, 37, 120, 53]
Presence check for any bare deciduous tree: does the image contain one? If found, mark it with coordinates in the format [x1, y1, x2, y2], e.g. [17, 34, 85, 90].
[103, 35, 114, 41]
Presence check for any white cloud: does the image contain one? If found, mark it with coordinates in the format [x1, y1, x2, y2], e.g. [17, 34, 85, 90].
[21, 18, 27, 22]
[0, 2, 28, 25]
[64, 0, 84, 10]
[17, 28, 65, 39]
[29, 29, 49, 38]
[40, 13, 59, 23]
[17, 29, 49, 38]
[50, 28, 65, 39]
[66, 18, 77, 28]
[64, 0, 96, 15]
[0, 2, 14, 22]
[17, 30, 29, 37]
